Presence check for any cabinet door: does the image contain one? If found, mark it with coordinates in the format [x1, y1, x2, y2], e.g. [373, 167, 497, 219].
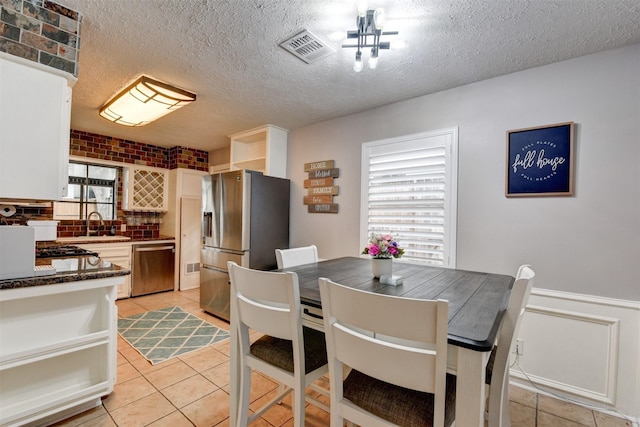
[77, 243, 131, 299]
[180, 197, 201, 290]
[122, 166, 169, 211]
[0, 56, 71, 200]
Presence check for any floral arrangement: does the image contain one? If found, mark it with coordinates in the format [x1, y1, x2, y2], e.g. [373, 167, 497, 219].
[362, 233, 404, 259]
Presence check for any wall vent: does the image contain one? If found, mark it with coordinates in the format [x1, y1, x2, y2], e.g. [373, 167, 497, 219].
[186, 262, 200, 274]
[279, 30, 335, 64]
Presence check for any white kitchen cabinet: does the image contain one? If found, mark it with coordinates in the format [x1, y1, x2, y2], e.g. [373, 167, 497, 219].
[0, 276, 120, 426]
[122, 166, 169, 212]
[0, 53, 75, 201]
[230, 125, 288, 178]
[78, 243, 132, 299]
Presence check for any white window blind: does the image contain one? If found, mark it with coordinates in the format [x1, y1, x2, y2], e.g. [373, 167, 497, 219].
[361, 129, 458, 267]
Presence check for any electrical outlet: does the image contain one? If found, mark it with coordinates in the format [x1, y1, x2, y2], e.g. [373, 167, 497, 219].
[121, 224, 126, 232]
[516, 338, 524, 355]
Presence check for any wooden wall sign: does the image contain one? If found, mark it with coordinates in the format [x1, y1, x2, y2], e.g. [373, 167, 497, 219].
[308, 186, 339, 196]
[308, 169, 339, 179]
[308, 204, 339, 213]
[303, 160, 339, 213]
[304, 160, 335, 172]
[304, 177, 333, 188]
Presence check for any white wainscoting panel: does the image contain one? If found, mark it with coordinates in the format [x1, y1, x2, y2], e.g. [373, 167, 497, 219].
[515, 305, 618, 402]
[509, 288, 640, 421]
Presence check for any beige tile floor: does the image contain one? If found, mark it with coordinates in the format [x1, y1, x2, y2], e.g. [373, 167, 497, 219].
[53, 289, 633, 427]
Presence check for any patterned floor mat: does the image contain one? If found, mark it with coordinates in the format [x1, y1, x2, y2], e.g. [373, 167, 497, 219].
[118, 306, 230, 364]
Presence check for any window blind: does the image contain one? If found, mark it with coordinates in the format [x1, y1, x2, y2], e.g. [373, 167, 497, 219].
[365, 141, 448, 266]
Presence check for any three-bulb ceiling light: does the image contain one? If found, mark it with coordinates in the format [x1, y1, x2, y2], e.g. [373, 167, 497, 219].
[342, 2, 398, 72]
[99, 76, 196, 127]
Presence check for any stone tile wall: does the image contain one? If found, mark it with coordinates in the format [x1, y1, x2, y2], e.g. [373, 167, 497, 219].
[0, 0, 81, 76]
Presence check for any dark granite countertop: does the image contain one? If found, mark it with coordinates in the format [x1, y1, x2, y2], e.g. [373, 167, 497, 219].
[52, 235, 175, 245]
[0, 255, 131, 291]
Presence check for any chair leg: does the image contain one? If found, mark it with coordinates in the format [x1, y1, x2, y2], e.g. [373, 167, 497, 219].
[488, 371, 510, 427]
[500, 385, 511, 427]
[276, 383, 286, 403]
[293, 376, 306, 427]
[237, 365, 251, 427]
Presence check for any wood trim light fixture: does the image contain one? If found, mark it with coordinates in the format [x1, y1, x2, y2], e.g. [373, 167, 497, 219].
[342, 2, 398, 72]
[99, 76, 196, 126]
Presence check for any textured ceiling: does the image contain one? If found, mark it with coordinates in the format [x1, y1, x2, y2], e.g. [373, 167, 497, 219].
[57, 0, 640, 151]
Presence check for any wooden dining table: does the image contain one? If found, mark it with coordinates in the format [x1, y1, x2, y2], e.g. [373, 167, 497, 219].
[229, 257, 515, 427]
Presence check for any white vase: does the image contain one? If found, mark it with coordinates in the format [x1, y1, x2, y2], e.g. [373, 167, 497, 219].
[371, 258, 392, 278]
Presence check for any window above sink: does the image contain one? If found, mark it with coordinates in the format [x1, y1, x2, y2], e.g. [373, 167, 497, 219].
[53, 161, 118, 221]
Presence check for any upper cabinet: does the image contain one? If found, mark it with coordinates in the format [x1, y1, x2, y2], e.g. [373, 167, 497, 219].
[0, 54, 76, 201]
[230, 125, 288, 178]
[122, 166, 169, 212]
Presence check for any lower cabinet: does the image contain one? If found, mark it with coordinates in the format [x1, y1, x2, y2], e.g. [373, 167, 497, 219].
[0, 277, 121, 426]
[79, 243, 131, 299]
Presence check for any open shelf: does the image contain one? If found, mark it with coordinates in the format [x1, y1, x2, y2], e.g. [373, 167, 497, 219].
[0, 277, 118, 426]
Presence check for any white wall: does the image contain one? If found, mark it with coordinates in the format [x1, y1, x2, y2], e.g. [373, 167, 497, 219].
[287, 44, 640, 418]
[288, 44, 640, 302]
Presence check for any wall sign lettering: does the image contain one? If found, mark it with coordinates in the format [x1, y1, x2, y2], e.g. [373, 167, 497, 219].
[308, 204, 339, 213]
[304, 177, 334, 188]
[303, 195, 334, 205]
[304, 160, 335, 172]
[506, 122, 575, 197]
[303, 160, 339, 213]
[308, 168, 340, 179]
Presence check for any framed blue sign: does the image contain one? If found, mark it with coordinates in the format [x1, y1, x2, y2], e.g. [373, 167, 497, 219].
[506, 122, 575, 197]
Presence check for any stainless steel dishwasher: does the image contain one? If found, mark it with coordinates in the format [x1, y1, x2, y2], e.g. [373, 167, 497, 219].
[131, 243, 175, 297]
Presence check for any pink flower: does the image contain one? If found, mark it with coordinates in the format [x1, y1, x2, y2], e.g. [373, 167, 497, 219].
[367, 244, 381, 256]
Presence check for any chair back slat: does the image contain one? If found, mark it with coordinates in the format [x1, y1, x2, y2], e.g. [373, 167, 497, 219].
[322, 276, 441, 343]
[276, 245, 318, 269]
[236, 295, 294, 339]
[333, 322, 440, 393]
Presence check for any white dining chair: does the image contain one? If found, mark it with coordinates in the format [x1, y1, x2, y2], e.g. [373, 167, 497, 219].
[228, 261, 329, 427]
[275, 245, 318, 269]
[485, 264, 535, 427]
[319, 277, 456, 427]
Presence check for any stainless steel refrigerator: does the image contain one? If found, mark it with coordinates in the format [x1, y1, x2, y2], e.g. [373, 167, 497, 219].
[200, 170, 290, 321]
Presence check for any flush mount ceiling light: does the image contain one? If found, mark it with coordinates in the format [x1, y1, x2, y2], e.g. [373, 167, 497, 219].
[342, 2, 398, 72]
[99, 76, 196, 127]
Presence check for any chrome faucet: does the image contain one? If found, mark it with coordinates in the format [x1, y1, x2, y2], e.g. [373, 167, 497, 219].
[86, 211, 105, 236]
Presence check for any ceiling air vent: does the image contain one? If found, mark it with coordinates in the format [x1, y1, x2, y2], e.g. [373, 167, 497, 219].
[279, 30, 335, 64]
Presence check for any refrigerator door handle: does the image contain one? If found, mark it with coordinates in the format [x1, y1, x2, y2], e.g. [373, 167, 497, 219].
[218, 174, 225, 244]
[202, 212, 212, 242]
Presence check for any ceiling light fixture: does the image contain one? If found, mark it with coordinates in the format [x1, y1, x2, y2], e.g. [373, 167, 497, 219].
[99, 76, 196, 127]
[342, 3, 398, 72]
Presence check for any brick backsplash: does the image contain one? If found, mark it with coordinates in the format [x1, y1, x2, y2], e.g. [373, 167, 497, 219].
[71, 129, 209, 171]
[168, 146, 209, 171]
[0, 0, 81, 76]
[71, 130, 169, 169]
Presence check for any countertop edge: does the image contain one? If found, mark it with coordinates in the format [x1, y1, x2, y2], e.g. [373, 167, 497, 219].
[0, 257, 131, 290]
